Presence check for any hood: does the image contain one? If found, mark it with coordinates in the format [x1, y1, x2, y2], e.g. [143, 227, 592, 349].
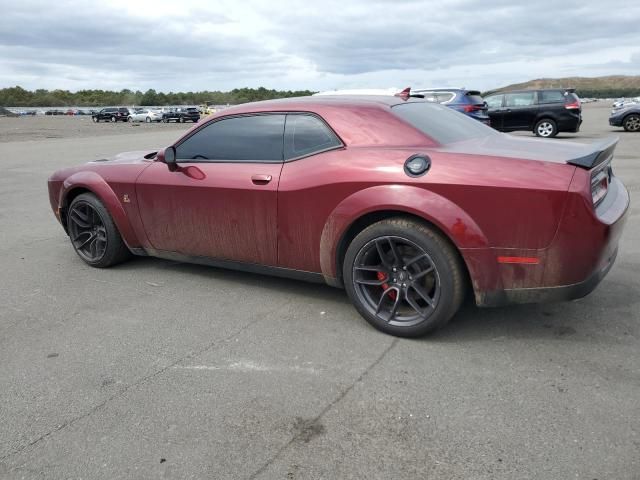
[439, 133, 617, 168]
[92, 149, 158, 164]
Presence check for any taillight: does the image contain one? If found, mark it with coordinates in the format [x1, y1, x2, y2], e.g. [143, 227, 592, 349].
[591, 164, 611, 208]
[565, 101, 581, 109]
[463, 104, 485, 112]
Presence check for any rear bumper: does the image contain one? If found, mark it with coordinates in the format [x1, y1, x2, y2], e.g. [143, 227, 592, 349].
[472, 174, 629, 307]
[557, 114, 582, 132]
[481, 247, 618, 306]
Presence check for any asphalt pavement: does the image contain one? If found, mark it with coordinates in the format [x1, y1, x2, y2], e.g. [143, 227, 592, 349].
[0, 103, 638, 479]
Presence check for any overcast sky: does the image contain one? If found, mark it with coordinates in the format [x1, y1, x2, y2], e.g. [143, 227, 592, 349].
[0, 0, 639, 93]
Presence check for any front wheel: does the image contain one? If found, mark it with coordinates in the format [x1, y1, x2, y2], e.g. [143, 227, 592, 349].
[67, 193, 131, 268]
[623, 114, 640, 132]
[534, 118, 557, 137]
[92, 116, 98, 123]
[343, 218, 465, 337]
[110, 116, 116, 123]
[145, 117, 151, 123]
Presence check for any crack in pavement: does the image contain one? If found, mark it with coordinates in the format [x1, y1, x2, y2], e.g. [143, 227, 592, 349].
[248, 337, 399, 479]
[0, 300, 292, 466]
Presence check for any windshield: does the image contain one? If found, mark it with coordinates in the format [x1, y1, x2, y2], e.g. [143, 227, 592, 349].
[392, 102, 498, 144]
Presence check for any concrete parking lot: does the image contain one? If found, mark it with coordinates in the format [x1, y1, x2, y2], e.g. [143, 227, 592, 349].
[0, 103, 638, 479]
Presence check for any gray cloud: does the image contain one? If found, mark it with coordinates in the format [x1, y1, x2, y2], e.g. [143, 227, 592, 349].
[0, 0, 639, 92]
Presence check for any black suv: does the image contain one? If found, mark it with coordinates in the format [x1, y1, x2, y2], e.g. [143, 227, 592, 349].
[484, 89, 582, 137]
[162, 107, 200, 123]
[92, 107, 131, 123]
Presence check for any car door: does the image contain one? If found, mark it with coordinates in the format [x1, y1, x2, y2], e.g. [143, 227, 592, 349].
[135, 114, 286, 266]
[485, 94, 504, 130]
[502, 92, 538, 130]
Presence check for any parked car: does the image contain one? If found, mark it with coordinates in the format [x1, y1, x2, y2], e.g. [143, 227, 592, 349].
[128, 108, 163, 123]
[410, 88, 490, 124]
[162, 107, 200, 123]
[314, 88, 403, 96]
[612, 98, 639, 109]
[92, 107, 130, 123]
[484, 89, 582, 137]
[48, 96, 628, 337]
[609, 103, 640, 132]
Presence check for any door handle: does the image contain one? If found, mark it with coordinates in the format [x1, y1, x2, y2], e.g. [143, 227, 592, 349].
[251, 174, 272, 185]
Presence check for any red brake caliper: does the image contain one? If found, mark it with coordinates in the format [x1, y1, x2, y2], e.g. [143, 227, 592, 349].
[377, 271, 397, 300]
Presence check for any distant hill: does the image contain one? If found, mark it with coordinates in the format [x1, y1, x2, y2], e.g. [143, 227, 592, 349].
[485, 75, 640, 98]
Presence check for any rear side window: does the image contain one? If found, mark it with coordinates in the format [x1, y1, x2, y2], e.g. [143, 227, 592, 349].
[176, 114, 285, 162]
[504, 92, 536, 107]
[566, 92, 580, 103]
[465, 91, 485, 104]
[435, 92, 456, 103]
[392, 102, 498, 145]
[538, 90, 565, 104]
[485, 95, 503, 108]
[284, 114, 341, 160]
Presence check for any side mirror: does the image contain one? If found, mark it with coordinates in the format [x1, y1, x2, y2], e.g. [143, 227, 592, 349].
[163, 146, 177, 171]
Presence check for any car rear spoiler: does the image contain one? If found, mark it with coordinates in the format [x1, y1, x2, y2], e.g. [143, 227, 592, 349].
[567, 136, 618, 169]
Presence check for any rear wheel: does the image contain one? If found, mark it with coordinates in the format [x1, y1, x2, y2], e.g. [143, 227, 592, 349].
[67, 193, 131, 268]
[534, 118, 557, 137]
[623, 114, 640, 132]
[343, 218, 464, 337]
[145, 116, 151, 123]
[110, 116, 116, 123]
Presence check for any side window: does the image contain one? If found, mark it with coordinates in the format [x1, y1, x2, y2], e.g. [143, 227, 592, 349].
[485, 95, 503, 109]
[421, 92, 439, 103]
[284, 114, 342, 160]
[175, 114, 285, 162]
[539, 90, 565, 104]
[435, 92, 455, 103]
[504, 92, 536, 107]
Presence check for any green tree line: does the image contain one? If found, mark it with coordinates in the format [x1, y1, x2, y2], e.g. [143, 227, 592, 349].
[0, 86, 316, 107]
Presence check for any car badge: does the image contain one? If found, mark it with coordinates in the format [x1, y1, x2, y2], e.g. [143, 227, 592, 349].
[123, 194, 130, 203]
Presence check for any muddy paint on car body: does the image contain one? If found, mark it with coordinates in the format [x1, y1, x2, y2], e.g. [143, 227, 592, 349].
[48, 96, 629, 307]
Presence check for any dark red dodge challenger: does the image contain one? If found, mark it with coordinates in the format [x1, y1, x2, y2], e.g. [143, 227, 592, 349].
[48, 96, 629, 337]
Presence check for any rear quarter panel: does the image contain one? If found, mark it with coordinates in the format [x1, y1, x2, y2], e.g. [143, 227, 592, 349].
[278, 147, 575, 287]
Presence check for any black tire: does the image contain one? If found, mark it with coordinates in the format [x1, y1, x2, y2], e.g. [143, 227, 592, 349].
[67, 193, 131, 268]
[92, 116, 98, 123]
[623, 114, 640, 132]
[343, 217, 465, 337]
[534, 118, 557, 137]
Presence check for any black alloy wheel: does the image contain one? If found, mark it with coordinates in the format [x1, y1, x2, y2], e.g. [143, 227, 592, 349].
[344, 218, 464, 337]
[67, 193, 131, 267]
[352, 235, 441, 326]
[68, 200, 108, 263]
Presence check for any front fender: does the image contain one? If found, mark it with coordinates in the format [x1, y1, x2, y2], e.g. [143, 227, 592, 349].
[59, 171, 141, 248]
[319, 184, 499, 296]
